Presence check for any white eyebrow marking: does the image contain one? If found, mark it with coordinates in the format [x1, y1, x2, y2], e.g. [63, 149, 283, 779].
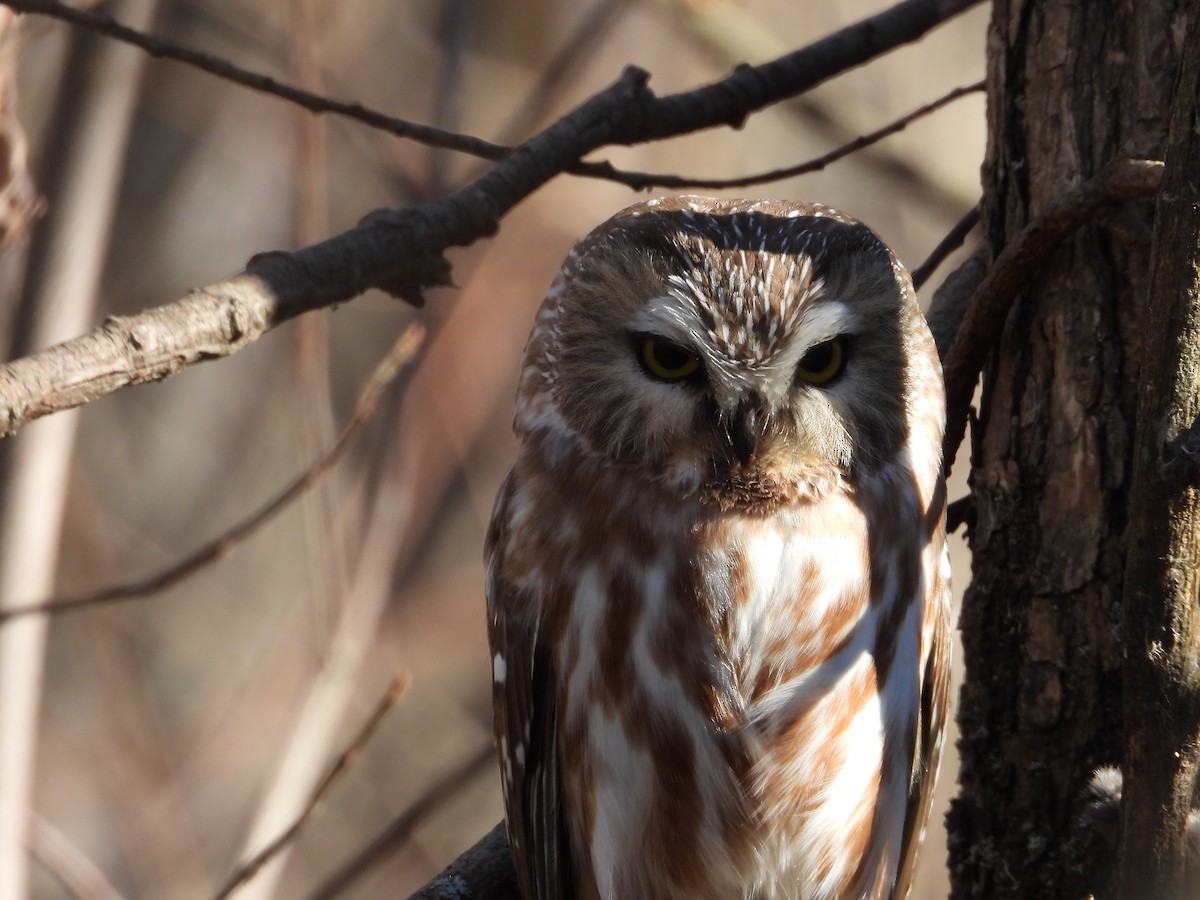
[799, 300, 855, 348]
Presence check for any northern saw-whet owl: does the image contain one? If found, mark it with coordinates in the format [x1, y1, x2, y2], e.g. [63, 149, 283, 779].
[486, 196, 950, 900]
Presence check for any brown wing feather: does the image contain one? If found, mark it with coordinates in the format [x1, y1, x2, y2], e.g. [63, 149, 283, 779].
[485, 471, 577, 900]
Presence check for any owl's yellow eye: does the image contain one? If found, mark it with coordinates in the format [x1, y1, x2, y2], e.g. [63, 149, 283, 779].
[796, 338, 846, 385]
[638, 336, 701, 381]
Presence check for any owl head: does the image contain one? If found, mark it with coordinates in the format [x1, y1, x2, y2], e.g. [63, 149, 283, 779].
[515, 196, 935, 504]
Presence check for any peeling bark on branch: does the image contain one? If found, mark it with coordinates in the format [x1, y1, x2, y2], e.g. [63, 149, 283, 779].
[0, 0, 982, 439]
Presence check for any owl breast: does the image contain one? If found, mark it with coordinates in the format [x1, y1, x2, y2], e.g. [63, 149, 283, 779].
[504, 439, 936, 900]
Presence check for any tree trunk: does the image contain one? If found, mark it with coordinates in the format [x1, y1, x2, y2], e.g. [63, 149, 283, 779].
[1117, 12, 1200, 897]
[949, 1, 1190, 897]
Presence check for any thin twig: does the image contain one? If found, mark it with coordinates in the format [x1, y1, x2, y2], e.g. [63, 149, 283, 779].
[213, 676, 411, 900]
[610, 80, 985, 191]
[940, 157, 1163, 473]
[912, 202, 981, 289]
[228, 345, 431, 900]
[304, 745, 496, 900]
[0, 323, 424, 622]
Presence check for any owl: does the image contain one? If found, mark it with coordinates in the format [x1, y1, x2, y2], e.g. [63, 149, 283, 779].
[485, 196, 950, 900]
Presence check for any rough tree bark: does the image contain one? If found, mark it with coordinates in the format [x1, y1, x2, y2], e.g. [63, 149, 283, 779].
[949, 1, 1191, 897]
[1118, 12, 1200, 898]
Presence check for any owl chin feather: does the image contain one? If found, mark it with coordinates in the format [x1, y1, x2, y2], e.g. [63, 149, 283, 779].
[698, 459, 846, 513]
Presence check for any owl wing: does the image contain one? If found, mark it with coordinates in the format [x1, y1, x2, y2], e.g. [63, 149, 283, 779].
[485, 471, 577, 900]
[892, 572, 953, 899]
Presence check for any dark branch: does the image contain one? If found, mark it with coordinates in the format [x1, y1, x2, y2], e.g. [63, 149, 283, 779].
[604, 81, 984, 191]
[945, 495, 975, 534]
[912, 202, 981, 290]
[627, 0, 983, 142]
[406, 824, 519, 900]
[925, 244, 987, 361]
[939, 157, 1163, 473]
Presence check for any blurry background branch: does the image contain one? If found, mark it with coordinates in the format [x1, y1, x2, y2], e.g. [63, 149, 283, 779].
[0, 0, 981, 440]
[0, 2, 158, 897]
[214, 675, 409, 900]
[307, 745, 496, 900]
[0, 323, 423, 622]
[0, 0, 514, 161]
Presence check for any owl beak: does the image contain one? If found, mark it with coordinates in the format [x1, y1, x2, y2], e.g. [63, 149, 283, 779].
[727, 395, 768, 466]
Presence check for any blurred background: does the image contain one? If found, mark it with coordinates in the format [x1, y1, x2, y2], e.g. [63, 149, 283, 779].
[3, 1, 985, 896]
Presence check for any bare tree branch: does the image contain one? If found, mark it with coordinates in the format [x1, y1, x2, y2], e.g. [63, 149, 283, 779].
[912, 201, 980, 290]
[0, 0, 984, 440]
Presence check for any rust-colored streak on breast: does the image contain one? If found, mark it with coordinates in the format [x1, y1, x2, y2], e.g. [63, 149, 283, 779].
[642, 713, 707, 893]
[594, 566, 644, 716]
